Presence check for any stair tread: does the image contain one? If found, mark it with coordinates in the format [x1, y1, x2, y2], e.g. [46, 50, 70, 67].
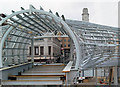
[3, 80, 63, 85]
[22, 72, 65, 75]
[9, 75, 65, 77]
[3, 80, 62, 81]
[17, 77, 61, 80]
[6, 64, 65, 85]
[24, 71, 63, 73]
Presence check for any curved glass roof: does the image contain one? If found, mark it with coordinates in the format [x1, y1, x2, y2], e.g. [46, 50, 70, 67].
[0, 6, 69, 67]
[0, 5, 119, 70]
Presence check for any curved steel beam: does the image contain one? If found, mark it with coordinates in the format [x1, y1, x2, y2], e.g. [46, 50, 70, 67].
[0, 9, 80, 69]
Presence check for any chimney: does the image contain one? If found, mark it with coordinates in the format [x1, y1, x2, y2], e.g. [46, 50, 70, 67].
[82, 8, 89, 22]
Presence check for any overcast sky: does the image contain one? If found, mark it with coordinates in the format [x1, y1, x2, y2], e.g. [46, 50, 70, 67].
[0, 0, 119, 27]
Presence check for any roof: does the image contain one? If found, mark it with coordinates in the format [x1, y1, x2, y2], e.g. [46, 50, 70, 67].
[66, 19, 118, 31]
[66, 19, 120, 69]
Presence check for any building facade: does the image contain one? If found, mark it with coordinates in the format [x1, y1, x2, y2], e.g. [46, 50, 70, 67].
[28, 33, 61, 63]
[57, 32, 71, 58]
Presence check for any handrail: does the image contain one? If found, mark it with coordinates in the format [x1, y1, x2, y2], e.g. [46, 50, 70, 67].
[0, 62, 33, 71]
[62, 61, 73, 73]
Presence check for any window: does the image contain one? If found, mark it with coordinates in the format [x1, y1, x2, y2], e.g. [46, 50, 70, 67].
[68, 39, 70, 42]
[34, 46, 39, 55]
[64, 44, 66, 47]
[68, 44, 70, 47]
[64, 39, 66, 42]
[40, 46, 44, 55]
[48, 46, 51, 55]
[29, 47, 31, 55]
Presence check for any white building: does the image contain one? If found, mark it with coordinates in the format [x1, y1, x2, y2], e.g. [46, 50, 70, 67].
[28, 33, 61, 63]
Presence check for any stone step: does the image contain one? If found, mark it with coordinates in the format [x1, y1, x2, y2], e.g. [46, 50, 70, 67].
[2, 80, 63, 85]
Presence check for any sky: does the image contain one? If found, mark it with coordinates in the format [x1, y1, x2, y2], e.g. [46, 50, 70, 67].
[0, 0, 119, 27]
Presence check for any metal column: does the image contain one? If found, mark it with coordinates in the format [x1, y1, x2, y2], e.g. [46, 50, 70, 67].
[31, 37, 34, 62]
[70, 40, 73, 61]
[95, 68, 97, 85]
[114, 66, 118, 85]
[93, 68, 94, 77]
[82, 70, 84, 77]
[0, 26, 3, 67]
[65, 72, 68, 85]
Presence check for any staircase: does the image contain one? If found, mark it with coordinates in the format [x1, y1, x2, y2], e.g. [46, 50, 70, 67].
[2, 63, 66, 85]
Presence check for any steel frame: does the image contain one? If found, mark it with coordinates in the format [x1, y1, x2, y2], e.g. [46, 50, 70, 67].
[0, 5, 80, 69]
[0, 5, 119, 70]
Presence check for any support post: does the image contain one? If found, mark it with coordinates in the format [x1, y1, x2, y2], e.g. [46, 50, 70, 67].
[5, 38, 8, 66]
[95, 68, 97, 85]
[0, 26, 3, 67]
[31, 37, 34, 62]
[108, 67, 112, 87]
[44, 38, 48, 60]
[70, 40, 73, 61]
[93, 68, 94, 76]
[82, 70, 84, 77]
[104, 68, 105, 77]
[65, 72, 68, 85]
[113, 66, 118, 85]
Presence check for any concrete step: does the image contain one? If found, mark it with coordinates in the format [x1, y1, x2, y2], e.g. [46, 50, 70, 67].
[22, 72, 65, 75]
[9, 75, 65, 78]
[24, 71, 63, 73]
[30, 67, 65, 72]
[5, 63, 66, 85]
[9, 75, 65, 80]
[2, 80, 63, 85]
[17, 77, 61, 80]
[30, 65, 65, 72]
